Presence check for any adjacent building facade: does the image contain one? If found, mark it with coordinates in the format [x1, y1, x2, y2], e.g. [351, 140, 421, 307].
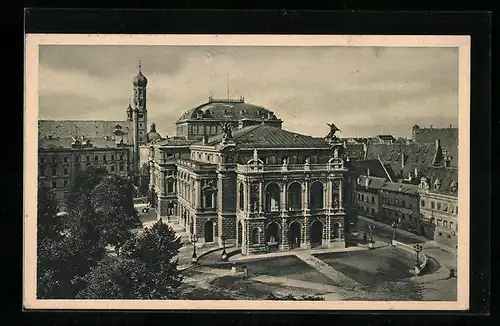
[38, 65, 150, 202]
[38, 136, 130, 205]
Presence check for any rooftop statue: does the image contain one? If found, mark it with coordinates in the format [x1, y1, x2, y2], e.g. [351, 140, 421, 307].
[325, 123, 341, 141]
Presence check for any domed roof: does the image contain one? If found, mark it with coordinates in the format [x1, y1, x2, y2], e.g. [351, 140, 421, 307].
[177, 97, 278, 122]
[133, 71, 148, 87]
[133, 63, 148, 87]
[147, 123, 162, 142]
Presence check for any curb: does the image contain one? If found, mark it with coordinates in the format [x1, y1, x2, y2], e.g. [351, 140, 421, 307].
[178, 245, 235, 272]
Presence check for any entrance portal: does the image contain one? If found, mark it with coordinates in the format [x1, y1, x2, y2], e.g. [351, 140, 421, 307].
[204, 220, 214, 243]
[289, 221, 302, 249]
[310, 220, 323, 247]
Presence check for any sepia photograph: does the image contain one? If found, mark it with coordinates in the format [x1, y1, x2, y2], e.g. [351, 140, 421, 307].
[24, 34, 470, 310]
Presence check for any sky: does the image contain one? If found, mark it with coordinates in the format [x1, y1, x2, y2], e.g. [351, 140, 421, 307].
[38, 45, 459, 138]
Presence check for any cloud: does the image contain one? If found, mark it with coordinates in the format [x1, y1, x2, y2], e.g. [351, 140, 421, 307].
[38, 45, 459, 138]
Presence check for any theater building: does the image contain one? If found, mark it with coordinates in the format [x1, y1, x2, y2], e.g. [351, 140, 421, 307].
[148, 98, 353, 255]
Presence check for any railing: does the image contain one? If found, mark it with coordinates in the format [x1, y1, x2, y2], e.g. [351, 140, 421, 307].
[177, 159, 217, 171]
[236, 163, 346, 173]
[392, 240, 428, 271]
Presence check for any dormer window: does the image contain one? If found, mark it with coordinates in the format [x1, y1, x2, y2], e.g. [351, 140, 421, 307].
[450, 181, 458, 193]
[434, 178, 442, 191]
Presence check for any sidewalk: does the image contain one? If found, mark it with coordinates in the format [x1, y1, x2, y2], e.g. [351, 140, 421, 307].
[357, 215, 457, 254]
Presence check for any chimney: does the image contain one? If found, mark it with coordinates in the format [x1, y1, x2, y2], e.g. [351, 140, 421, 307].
[365, 177, 370, 188]
[449, 124, 452, 129]
[401, 152, 405, 169]
[435, 139, 441, 149]
[414, 168, 418, 177]
[367, 168, 371, 176]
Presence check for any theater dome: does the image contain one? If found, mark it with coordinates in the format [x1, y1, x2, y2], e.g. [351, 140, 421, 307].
[177, 97, 278, 122]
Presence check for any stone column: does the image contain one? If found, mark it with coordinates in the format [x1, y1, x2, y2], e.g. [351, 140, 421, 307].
[258, 181, 263, 213]
[303, 180, 309, 215]
[327, 178, 333, 209]
[280, 217, 289, 251]
[339, 178, 343, 211]
[195, 179, 202, 209]
[246, 181, 252, 212]
[281, 182, 288, 213]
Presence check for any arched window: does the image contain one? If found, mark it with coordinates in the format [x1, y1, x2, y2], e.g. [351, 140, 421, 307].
[288, 182, 302, 210]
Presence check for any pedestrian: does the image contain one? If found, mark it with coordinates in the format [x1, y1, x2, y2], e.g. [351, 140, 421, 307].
[242, 265, 248, 279]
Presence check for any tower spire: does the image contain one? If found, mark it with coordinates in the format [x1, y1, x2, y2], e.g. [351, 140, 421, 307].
[138, 60, 142, 72]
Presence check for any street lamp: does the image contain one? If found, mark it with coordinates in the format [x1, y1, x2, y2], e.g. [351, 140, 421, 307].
[190, 233, 199, 263]
[368, 224, 375, 249]
[413, 243, 423, 275]
[220, 234, 228, 261]
[391, 219, 400, 244]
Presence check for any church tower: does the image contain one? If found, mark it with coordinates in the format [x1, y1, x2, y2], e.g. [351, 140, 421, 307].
[132, 61, 148, 173]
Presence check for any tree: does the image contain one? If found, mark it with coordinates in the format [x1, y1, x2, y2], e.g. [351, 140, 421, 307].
[90, 174, 141, 255]
[121, 219, 183, 299]
[76, 256, 150, 299]
[37, 185, 75, 298]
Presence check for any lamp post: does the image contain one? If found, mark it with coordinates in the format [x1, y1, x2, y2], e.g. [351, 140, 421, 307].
[220, 234, 228, 261]
[191, 233, 199, 263]
[368, 224, 375, 249]
[391, 219, 400, 245]
[413, 243, 423, 275]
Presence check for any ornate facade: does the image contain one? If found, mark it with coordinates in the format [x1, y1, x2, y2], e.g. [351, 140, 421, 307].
[148, 98, 353, 255]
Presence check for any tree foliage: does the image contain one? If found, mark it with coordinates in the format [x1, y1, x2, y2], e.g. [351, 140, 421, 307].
[76, 256, 150, 299]
[90, 174, 140, 254]
[120, 219, 183, 299]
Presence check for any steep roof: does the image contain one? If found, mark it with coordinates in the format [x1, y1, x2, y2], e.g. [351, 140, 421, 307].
[356, 175, 386, 190]
[349, 159, 394, 180]
[39, 120, 134, 143]
[381, 181, 420, 196]
[365, 143, 440, 180]
[414, 127, 458, 148]
[345, 143, 366, 160]
[155, 137, 197, 146]
[420, 166, 458, 197]
[38, 137, 127, 150]
[177, 99, 278, 122]
[201, 124, 331, 149]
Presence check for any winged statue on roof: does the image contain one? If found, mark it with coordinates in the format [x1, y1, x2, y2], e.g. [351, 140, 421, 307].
[325, 123, 341, 141]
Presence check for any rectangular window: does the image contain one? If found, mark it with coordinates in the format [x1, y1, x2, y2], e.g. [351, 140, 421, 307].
[51, 167, 56, 176]
[167, 182, 174, 193]
[437, 219, 441, 226]
[456, 205, 458, 214]
[449, 221, 454, 229]
[103, 155, 107, 161]
[95, 156, 99, 162]
[111, 155, 114, 161]
[371, 208, 375, 215]
[421, 200, 425, 207]
[63, 157, 68, 163]
[443, 221, 448, 228]
[64, 168, 68, 175]
[437, 202, 441, 210]
[87, 156, 90, 162]
[120, 165, 124, 172]
[120, 154, 124, 161]
[401, 200, 405, 207]
[52, 181, 57, 188]
[52, 157, 56, 163]
[75, 156, 80, 162]
[111, 166, 115, 172]
[63, 180, 68, 187]
[371, 196, 375, 204]
[431, 201, 435, 209]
